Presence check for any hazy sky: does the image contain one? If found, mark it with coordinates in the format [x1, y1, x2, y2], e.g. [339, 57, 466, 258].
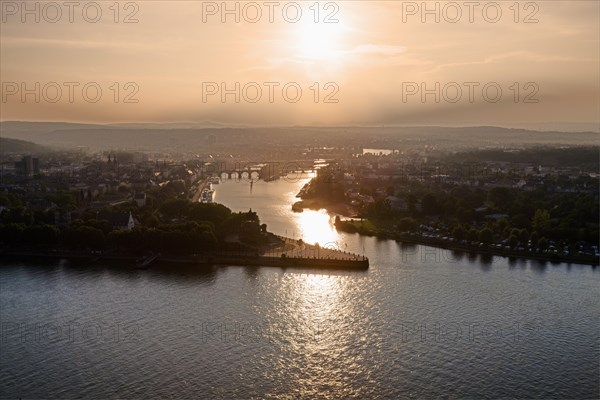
[1, 1, 599, 129]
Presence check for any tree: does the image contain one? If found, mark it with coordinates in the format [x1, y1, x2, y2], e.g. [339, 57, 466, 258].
[367, 199, 392, 219]
[456, 206, 473, 223]
[23, 225, 59, 247]
[531, 209, 550, 235]
[509, 235, 519, 249]
[46, 192, 76, 210]
[497, 218, 509, 233]
[478, 228, 493, 244]
[398, 217, 417, 232]
[422, 193, 438, 215]
[0, 207, 33, 225]
[510, 228, 520, 239]
[75, 218, 112, 235]
[452, 225, 466, 241]
[146, 215, 159, 228]
[488, 187, 513, 210]
[530, 231, 539, 247]
[511, 214, 530, 229]
[11, 194, 25, 207]
[0, 223, 25, 245]
[188, 202, 232, 225]
[406, 193, 417, 213]
[467, 228, 479, 242]
[159, 198, 189, 218]
[538, 237, 549, 251]
[518, 228, 529, 244]
[61, 226, 105, 250]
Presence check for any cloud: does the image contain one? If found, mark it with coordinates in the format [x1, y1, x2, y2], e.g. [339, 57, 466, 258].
[424, 51, 587, 75]
[343, 44, 406, 57]
[0, 36, 174, 52]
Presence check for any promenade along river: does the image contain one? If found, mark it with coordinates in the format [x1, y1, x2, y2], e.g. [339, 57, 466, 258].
[1, 174, 598, 398]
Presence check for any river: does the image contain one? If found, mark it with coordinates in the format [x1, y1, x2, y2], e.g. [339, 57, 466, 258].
[1, 175, 598, 398]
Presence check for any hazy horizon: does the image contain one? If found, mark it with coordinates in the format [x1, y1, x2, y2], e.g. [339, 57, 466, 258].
[1, 120, 599, 134]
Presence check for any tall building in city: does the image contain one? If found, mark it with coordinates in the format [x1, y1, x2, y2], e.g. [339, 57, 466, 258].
[14, 156, 40, 177]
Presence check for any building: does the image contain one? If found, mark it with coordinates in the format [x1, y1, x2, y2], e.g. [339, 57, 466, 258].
[134, 192, 147, 207]
[115, 152, 149, 164]
[14, 156, 40, 177]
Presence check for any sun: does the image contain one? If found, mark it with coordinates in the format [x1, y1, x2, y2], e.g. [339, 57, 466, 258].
[293, 19, 344, 62]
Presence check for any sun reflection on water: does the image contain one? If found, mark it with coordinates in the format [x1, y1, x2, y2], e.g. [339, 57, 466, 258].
[212, 175, 378, 396]
[276, 271, 370, 397]
[301, 274, 339, 316]
[294, 209, 340, 247]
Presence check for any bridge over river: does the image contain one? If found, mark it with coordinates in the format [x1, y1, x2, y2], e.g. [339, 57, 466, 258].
[200, 159, 328, 181]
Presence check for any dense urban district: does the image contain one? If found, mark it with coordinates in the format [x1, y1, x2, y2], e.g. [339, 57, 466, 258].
[295, 147, 599, 264]
[0, 124, 598, 265]
[0, 152, 271, 258]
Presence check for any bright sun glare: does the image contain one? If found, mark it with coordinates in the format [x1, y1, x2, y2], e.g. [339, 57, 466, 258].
[294, 209, 339, 247]
[294, 19, 344, 61]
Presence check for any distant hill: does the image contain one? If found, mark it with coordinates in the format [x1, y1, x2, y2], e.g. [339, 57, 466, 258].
[0, 120, 242, 133]
[0, 121, 597, 152]
[447, 146, 600, 169]
[0, 137, 48, 154]
[0, 121, 108, 133]
[106, 121, 245, 129]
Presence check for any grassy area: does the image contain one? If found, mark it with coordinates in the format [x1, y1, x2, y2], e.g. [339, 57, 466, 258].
[335, 219, 377, 235]
[293, 199, 357, 217]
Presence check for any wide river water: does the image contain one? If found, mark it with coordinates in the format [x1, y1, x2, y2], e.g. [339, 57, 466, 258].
[1, 175, 599, 398]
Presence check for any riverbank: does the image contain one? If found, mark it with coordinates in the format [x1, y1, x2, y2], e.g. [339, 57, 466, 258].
[0, 247, 369, 270]
[399, 234, 597, 265]
[292, 199, 358, 218]
[332, 220, 599, 266]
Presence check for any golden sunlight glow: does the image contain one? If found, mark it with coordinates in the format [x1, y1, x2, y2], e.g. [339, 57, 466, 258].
[294, 209, 340, 247]
[293, 18, 345, 62]
[1, 2, 598, 125]
[303, 274, 339, 318]
[292, 273, 342, 324]
[304, 274, 336, 296]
